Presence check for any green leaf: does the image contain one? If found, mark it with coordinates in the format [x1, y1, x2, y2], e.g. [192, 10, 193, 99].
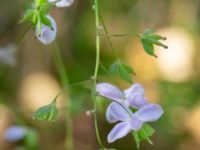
[118, 63, 133, 84]
[40, 3, 51, 14]
[36, 0, 47, 7]
[141, 39, 157, 58]
[109, 60, 119, 75]
[144, 37, 168, 48]
[138, 124, 155, 144]
[32, 100, 58, 122]
[32, 12, 39, 25]
[140, 29, 168, 58]
[132, 124, 155, 149]
[120, 63, 135, 75]
[146, 34, 166, 41]
[132, 132, 140, 149]
[40, 13, 52, 28]
[20, 9, 35, 23]
[109, 60, 135, 84]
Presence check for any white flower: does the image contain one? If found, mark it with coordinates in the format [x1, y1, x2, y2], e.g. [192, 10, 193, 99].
[36, 15, 57, 45]
[48, 0, 73, 7]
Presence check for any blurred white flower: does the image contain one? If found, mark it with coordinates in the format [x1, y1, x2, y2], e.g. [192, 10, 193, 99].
[36, 15, 57, 45]
[156, 27, 195, 82]
[48, 0, 73, 7]
[0, 44, 16, 66]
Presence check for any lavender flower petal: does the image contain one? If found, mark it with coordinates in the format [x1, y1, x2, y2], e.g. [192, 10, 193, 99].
[126, 93, 148, 109]
[36, 15, 57, 45]
[4, 126, 26, 142]
[106, 103, 118, 123]
[134, 104, 164, 122]
[96, 83, 122, 101]
[48, 0, 56, 2]
[107, 122, 131, 143]
[130, 116, 143, 131]
[106, 102, 130, 123]
[55, 0, 73, 7]
[124, 83, 147, 109]
[124, 83, 144, 97]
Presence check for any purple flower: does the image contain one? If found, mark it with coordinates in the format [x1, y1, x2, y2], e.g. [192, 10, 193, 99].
[36, 15, 57, 45]
[96, 83, 148, 109]
[4, 126, 27, 142]
[107, 103, 163, 143]
[96, 82, 164, 143]
[48, 0, 73, 7]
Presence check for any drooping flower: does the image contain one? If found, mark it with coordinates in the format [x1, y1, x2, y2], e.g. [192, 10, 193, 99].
[48, 0, 73, 7]
[96, 82, 164, 143]
[4, 126, 27, 142]
[36, 15, 57, 45]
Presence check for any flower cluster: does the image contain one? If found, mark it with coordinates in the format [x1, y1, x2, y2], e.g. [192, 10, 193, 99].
[21, 0, 73, 45]
[96, 83, 163, 143]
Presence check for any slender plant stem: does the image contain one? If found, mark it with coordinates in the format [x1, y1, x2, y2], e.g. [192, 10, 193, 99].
[98, 12, 118, 59]
[132, 132, 140, 149]
[55, 79, 91, 100]
[99, 33, 139, 37]
[51, 43, 73, 150]
[15, 24, 32, 46]
[93, 0, 105, 149]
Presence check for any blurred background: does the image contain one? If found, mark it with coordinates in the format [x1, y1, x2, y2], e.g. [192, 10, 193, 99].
[0, 0, 200, 149]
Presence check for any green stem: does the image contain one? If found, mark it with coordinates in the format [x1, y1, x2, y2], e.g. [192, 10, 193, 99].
[51, 43, 73, 150]
[99, 12, 118, 59]
[15, 24, 31, 46]
[132, 132, 140, 149]
[52, 43, 69, 85]
[99, 33, 139, 37]
[55, 79, 91, 100]
[93, 0, 104, 149]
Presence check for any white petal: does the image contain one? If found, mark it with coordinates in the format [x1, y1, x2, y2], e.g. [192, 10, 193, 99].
[36, 15, 57, 45]
[55, 0, 73, 7]
[134, 104, 164, 122]
[96, 83, 122, 101]
[106, 102, 130, 123]
[48, 0, 57, 2]
[107, 122, 131, 143]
